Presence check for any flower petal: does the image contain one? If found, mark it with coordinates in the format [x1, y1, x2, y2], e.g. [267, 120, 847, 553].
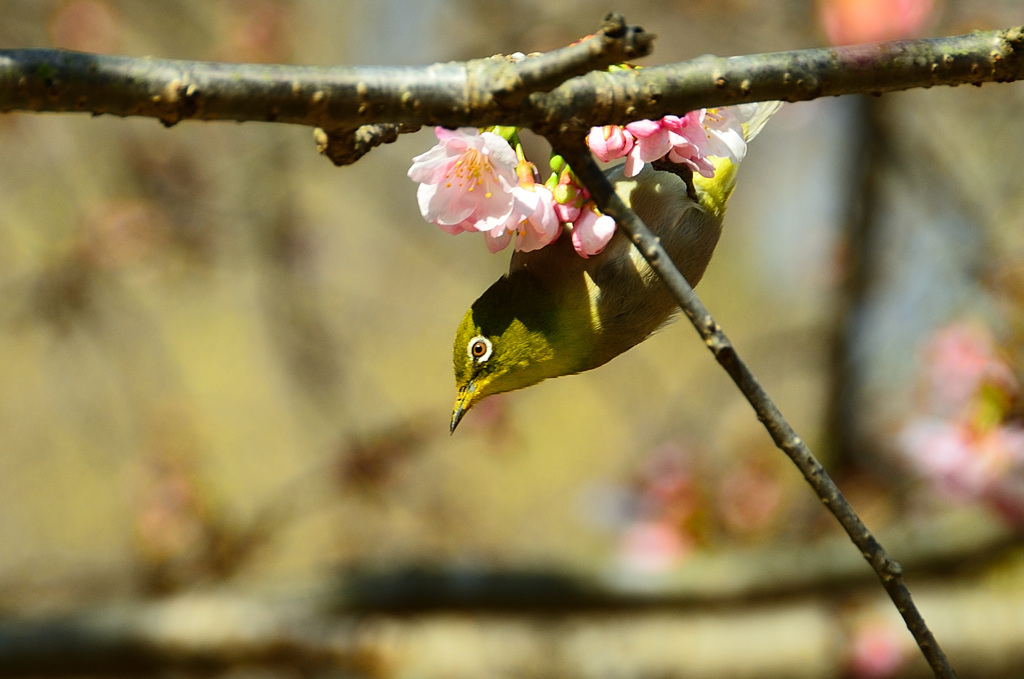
[515, 186, 560, 252]
[572, 206, 617, 258]
[484, 227, 513, 253]
[410, 127, 521, 232]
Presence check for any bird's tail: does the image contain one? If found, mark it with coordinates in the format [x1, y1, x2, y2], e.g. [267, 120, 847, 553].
[742, 100, 784, 143]
[694, 100, 782, 217]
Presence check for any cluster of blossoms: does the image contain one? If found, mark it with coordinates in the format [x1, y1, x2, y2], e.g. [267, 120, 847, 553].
[408, 103, 758, 258]
[897, 322, 1024, 523]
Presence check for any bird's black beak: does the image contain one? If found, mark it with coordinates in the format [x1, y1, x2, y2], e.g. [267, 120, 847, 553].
[450, 382, 477, 434]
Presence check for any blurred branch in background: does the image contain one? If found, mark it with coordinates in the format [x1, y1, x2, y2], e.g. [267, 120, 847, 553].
[0, 541, 1023, 679]
[130, 415, 438, 594]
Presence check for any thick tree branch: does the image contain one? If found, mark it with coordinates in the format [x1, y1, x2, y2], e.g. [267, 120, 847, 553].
[551, 140, 959, 679]
[0, 21, 1020, 163]
[531, 25, 1024, 136]
[0, 13, 651, 140]
[0, 580, 1009, 677]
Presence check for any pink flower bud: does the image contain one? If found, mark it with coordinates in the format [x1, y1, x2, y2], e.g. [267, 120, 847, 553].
[587, 125, 635, 163]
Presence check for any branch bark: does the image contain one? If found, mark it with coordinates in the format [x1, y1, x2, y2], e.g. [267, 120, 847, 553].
[0, 18, 1021, 163]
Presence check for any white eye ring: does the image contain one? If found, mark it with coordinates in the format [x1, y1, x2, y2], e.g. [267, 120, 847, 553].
[467, 336, 492, 362]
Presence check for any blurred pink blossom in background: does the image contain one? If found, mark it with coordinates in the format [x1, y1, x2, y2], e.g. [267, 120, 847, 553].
[898, 321, 1024, 524]
[846, 619, 907, 678]
[818, 0, 937, 45]
[920, 322, 1016, 416]
[618, 519, 693, 574]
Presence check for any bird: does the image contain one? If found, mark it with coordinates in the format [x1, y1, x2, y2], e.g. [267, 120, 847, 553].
[449, 103, 780, 432]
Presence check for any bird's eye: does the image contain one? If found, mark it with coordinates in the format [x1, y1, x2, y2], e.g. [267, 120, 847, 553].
[468, 336, 492, 362]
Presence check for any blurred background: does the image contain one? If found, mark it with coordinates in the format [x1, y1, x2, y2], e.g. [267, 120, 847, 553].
[1, 1, 1023, 677]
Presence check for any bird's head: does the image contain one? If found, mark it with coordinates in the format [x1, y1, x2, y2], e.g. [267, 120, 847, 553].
[450, 270, 588, 432]
[450, 275, 552, 432]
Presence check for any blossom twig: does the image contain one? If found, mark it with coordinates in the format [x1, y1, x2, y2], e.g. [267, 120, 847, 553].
[551, 139, 959, 679]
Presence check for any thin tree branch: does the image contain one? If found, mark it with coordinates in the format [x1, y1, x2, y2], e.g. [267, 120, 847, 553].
[0, 21, 1021, 163]
[551, 140, 959, 679]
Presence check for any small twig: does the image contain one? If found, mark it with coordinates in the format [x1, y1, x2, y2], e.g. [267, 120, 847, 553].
[499, 11, 653, 103]
[552, 140, 958, 679]
[314, 122, 421, 166]
[312, 11, 653, 165]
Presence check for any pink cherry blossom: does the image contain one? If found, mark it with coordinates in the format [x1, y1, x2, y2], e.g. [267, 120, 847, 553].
[820, 0, 935, 45]
[694, 105, 756, 164]
[587, 125, 635, 163]
[483, 226, 514, 253]
[898, 418, 1024, 503]
[554, 200, 582, 225]
[408, 110, 762, 259]
[512, 184, 560, 252]
[921, 322, 1016, 416]
[408, 127, 519, 234]
[480, 184, 560, 254]
[621, 107, 758, 178]
[899, 419, 981, 499]
[571, 203, 617, 258]
[624, 114, 715, 178]
[716, 459, 784, 535]
[664, 111, 708, 157]
[847, 621, 907, 678]
[617, 519, 691, 574]
[623, 117, 677, 176]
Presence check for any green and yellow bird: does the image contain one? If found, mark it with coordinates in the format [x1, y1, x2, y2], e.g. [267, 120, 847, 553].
[450, 103, 780, 432]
